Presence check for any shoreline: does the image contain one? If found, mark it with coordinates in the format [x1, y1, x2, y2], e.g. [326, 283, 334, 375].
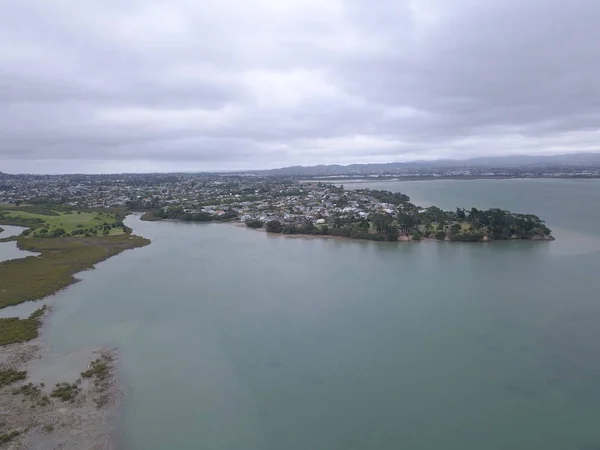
[298, 175, 600, 184]
[0, 306, 122, 449]
[0, 233, 151, 310]
[0, 216, 150, 448]
[228, 221, 555, 243]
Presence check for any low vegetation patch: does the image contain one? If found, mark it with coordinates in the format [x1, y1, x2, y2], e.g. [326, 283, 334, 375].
[51, 381, 81, 402]
[11, 382, 51, 406]
[0, 430, 21, 445]
[0, 306, 47, 345]
[81, 357, 111, 388]
[0, 369, 27, 387]
[0, 235, 150, 309]
[12, 382, 42, 397]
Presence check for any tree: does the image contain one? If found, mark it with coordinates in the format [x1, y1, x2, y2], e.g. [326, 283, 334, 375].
[335, 196, 349, 208]
[265, 220, 283, 233]
[245, 219, 264, 229]
[372, 213, 392, 234]
[468, 208, 479, 228]
[358, 219, 370, 231]
[50, 228, 66, 237]
[385, 226, 399, 242]
[332, 214, 343, 229]
[300, 221, 316, 234]
[397, 211, 419, 234]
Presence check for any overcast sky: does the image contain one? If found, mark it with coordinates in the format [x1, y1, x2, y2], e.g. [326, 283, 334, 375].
[1, 0, 600, 173]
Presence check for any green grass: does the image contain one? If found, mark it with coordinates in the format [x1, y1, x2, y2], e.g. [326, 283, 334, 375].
[0, 307, 47, 345]
[0, 369, 27, 387]
[0, 235, 150, 310]
[0, 208, 125, 237]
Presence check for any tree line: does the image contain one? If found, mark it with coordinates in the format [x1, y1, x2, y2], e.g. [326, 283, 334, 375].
[252, 205, 551, 242]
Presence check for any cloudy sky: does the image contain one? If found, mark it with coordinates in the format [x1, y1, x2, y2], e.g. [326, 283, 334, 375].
[1, 0, 600, 173]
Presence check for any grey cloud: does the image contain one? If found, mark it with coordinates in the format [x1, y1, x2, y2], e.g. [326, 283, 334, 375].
[1, 0, 600, 172]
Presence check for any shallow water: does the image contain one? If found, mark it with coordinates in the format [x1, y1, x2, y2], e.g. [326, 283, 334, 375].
[0, 225, 38, 263]
[20, 180, 600, 450]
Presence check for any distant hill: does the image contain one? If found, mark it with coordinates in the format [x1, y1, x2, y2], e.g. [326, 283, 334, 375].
[252, 153, 600, 176]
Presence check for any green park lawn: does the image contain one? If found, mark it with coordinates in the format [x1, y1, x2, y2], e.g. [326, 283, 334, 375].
[0, 207, 125, 237]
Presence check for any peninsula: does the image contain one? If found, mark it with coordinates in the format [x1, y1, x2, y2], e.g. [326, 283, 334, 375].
[137, 180, 553, 242]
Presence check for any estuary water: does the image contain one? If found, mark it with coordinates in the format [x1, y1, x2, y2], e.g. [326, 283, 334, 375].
[23, 179, 600, 449]
[0, 225, 38, 263]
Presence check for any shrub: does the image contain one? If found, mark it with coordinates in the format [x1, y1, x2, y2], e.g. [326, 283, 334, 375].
[449, 232, 485, 242]
[0, 431, 20, 445]
[51, 382, 80, 402]
[0, 369, 27, 387]
[265, 220, 283, 233]
[245, 219, 264, 229]
[81, 358, 109, 381]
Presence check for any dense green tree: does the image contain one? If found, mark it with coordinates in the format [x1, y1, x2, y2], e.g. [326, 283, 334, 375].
[411, 230, 423, 240]
[358, 219, 370, 231]
[300, 221, 316, 234]
[397, 211, 419, 234]
[450, 223, 462, 234]
[372, 213, 392, 234]
[245, 219, 264, 229]
[385, 226, 399, 242]
[265, 220, 283, 233]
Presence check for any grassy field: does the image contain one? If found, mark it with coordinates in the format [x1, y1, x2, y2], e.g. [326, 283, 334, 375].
[0, 235, 150, 309]
[0, 207, 125, 237]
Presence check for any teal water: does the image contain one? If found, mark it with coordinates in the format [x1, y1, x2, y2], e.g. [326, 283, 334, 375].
[27, 180, 600, 449]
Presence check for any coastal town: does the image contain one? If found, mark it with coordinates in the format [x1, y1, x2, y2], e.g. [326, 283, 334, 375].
[0, 172, 553, 242]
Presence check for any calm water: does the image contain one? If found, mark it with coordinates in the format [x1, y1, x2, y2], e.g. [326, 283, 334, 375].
[24, 180, 600, 449]
[0, 225, 38, 263]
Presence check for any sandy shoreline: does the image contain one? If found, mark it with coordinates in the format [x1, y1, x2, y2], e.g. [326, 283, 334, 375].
[0, 307, 122, 450]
